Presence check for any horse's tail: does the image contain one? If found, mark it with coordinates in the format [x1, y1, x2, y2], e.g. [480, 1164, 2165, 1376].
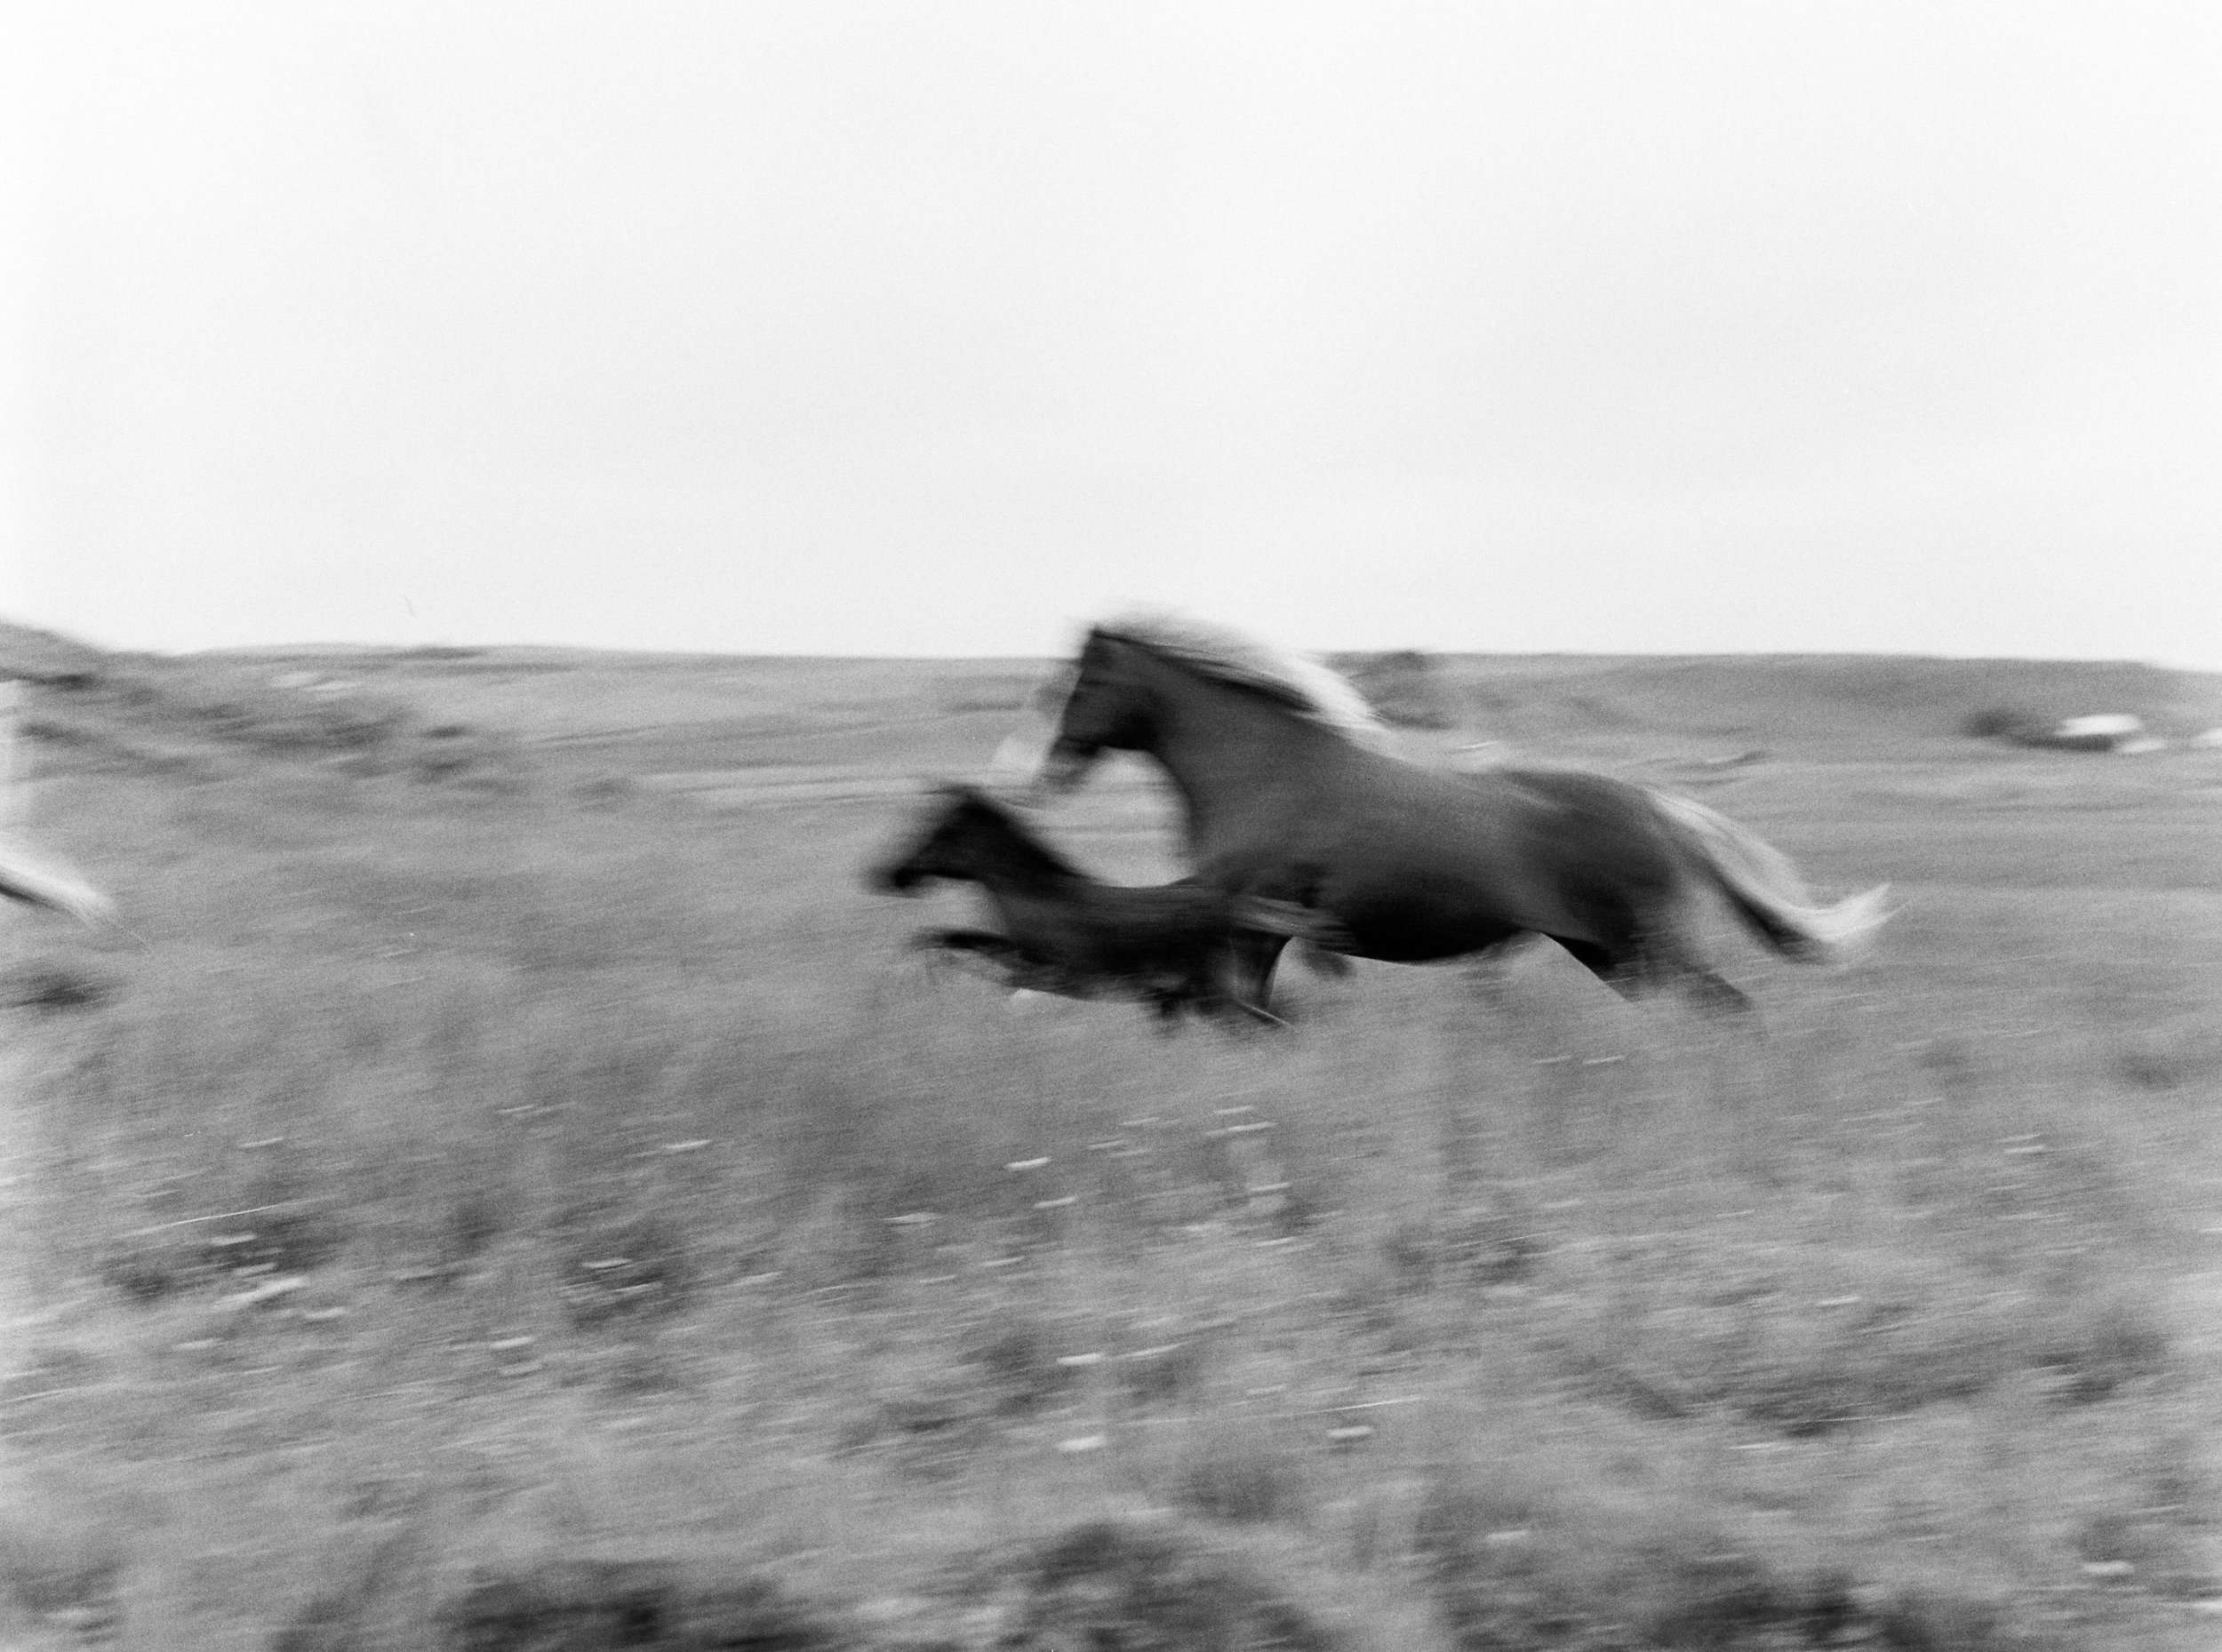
[1229, 896, 1356, 954]
[0, 837, 113, 924]
[1642, 787, 1890, 964]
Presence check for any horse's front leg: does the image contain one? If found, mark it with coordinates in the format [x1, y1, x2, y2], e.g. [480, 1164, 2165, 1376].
[1462, 932, 1539, 1009]
[912, 929, 1053, 994]
[1144, 986, 1193, 1034]
[913, 927, 1025, 962]
[1222, 930, 1291, 1025]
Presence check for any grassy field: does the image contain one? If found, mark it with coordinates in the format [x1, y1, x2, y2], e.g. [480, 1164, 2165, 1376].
[3, 632, 2220, 1649]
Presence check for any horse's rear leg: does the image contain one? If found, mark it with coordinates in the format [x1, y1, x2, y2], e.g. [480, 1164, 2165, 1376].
[1549, 936, 1624, 992]
[1678, 968, 1753, 1017]
[1549, 933, 1752, 1018]
[1464, 934, 1538, 1007]
[1643, 925, 1754, 1018]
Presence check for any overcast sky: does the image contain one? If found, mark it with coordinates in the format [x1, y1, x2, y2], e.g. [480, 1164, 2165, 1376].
[4, 3, 2216, 663]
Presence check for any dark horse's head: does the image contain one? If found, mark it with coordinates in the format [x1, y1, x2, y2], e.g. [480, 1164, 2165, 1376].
[868, 784, 1020, 894]
[1035, 629, 1159, 795]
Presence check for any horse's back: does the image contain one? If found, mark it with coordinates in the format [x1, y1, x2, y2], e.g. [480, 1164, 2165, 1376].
[1212, 748, 1588, 870]
[1071, 882, 1227, 962]
[1192, 753, 1693, 962]
[1459, 766, 1687, 898]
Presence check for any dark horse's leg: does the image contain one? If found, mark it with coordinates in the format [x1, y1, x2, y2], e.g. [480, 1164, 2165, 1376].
[911, 930, 1075, 994]
[1144, 986, 1191, 1034]
[913, 928, 1027, 964]
[1222, 930, 1292, 1026]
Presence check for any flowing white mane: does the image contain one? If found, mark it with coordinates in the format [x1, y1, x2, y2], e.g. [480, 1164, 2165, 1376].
[1090, 609, 1396, 751]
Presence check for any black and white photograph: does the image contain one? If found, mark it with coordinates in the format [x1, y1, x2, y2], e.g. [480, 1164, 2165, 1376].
[3, 4, 2218, 1647]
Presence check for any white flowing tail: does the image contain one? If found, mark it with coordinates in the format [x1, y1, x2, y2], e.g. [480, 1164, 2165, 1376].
[1643, 787, 1890, 964]
[0, 837, 113, 924]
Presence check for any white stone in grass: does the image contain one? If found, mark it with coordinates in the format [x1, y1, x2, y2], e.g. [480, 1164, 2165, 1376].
[219, 1276, 306, 1312]
[854, 1596, 936, 1627]
[46, 1603, 120, 1640]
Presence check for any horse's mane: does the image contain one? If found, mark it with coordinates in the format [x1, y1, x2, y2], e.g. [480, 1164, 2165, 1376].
[1088, 609, 1396, 752]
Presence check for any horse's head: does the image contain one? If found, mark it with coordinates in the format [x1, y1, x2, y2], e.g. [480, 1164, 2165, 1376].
[1035, 630, 1157, 794]
[867, 784, 1002, 893]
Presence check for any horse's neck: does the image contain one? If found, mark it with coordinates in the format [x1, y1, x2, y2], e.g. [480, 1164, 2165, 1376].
[1147, 684, 1346, 844]
[971, 826, 1082, 893]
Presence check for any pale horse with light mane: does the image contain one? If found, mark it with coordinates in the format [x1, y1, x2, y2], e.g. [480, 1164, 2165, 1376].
[1005, 609, 1890, 1019]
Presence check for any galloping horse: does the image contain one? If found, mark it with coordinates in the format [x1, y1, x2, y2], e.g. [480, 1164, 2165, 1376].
[1021, 612, 1889, 1016]
[869, 783, 1349, 1029]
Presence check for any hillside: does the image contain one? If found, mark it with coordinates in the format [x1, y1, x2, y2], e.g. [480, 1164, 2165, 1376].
[6, 617, 2221, 792]
[0, 619, 108, 683]
[1432, 653, 2222, 753]
[5, 612, 2222, 1650]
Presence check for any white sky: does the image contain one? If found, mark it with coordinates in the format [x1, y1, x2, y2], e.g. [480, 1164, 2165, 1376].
[4, 3, 2217, 663]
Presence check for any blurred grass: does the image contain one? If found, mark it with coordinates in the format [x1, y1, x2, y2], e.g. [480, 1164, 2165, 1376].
[2, 650, 2220, 1648]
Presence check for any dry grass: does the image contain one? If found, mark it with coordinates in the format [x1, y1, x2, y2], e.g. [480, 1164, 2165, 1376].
[3, 647, 2220, 1648]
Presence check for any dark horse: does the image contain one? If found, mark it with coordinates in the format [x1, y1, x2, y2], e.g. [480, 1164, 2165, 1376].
[869, 784, 1350, 1028]
[1022, 612, 1890, 1016]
